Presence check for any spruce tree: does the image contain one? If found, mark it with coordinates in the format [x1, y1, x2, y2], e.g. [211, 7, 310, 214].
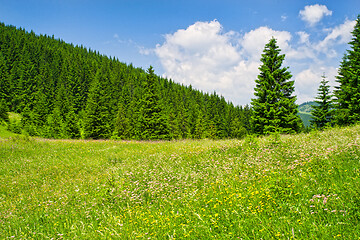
[112, 100, 130, 139]
[0, 99, 9, 124]
[251, 38, 301, 135]
[83, 66, 111, 139]
[311, 74, 333, 129]
[0, 52, 9, 104]
[334, 15, 360, 125]
[139, 66, 169, 140]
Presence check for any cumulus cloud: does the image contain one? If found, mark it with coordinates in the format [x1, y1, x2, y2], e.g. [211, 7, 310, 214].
[155, 20, 294, 104]
[299, 4, 332, 26]
[154, 18, 355, 105]
[297, 31, 310, 44]
[294, 66, 338, 103]
[316, 19, 356, 57]
[240, 26, 292, 60]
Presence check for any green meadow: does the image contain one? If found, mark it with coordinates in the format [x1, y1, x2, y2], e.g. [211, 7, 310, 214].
[1, 125, 360, 239]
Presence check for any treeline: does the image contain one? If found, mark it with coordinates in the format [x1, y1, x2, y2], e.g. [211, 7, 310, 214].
[249, 15, 360, 133]
[0, 22, 251, 140]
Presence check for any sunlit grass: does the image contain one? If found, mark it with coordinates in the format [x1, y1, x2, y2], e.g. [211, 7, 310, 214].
[1, 126, 360, 239]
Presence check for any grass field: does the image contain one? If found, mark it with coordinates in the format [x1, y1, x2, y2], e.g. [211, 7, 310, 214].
[1, 125, 360, 239]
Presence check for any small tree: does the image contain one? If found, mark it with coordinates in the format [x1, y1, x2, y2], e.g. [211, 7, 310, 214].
[251, 38, 301, 135]
[0, 99, 9, 124]
[311, 74, 333, 129]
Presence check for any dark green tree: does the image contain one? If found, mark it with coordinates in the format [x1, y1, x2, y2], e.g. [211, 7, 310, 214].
[112, 100, 130, 139]
[194, 110, 205, 139]
[0, 22, 252, 140]
[83, 66, 111, 139]
[311, 74, 333, 129]
[251, 38, 301, 135]
[0, 52, 10, 104]
[0, 99, 9, 123]
[139, 66, 169, 140]
[334, 15, 360, 125]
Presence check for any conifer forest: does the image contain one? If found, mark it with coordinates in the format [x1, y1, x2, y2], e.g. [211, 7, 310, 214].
[0, 23, 251, 140]
[1, 15, 360, 139]
[1, 8, 360, 240]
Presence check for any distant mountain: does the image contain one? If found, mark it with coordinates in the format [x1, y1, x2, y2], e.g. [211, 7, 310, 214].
[298, 101, 317, 127]
[298, 101, 317, 113]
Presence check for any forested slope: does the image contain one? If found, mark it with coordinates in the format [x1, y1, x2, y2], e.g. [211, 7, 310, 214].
[0, 23, 251, 140]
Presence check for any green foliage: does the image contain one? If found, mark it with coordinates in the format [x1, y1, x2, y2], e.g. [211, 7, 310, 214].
[139, 66, 169, 140]
[334, 15, 360, 125]
[0, 22, 250, 140]
[112, 100, 130, 139]
[251, 38, 301, 135]
[311, 74, 333, 129]
[0, 99, 9, 124]
[83, 68, 112, 139]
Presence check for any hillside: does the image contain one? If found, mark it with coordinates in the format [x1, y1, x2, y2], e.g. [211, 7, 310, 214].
[0, 23, 250, 140]
[298, 101, 316, 127]
[298, 101, 317, 113]
[298, 112, 312, 127]
[1, 126, 360, 238]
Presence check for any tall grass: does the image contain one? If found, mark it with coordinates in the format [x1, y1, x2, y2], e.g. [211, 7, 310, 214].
[0, 126, 359, 239]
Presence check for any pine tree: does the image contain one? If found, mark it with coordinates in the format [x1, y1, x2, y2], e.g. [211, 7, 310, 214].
[251, 38, 301, 135]
[0, 52, 10, 104]
[194, 110, 205, 139]
[83, 66, 111, 139]
[139, 66, 169, 140]
[112, 100, 130, 139]
[334, 15, 360, 125]
[311, 74, 333, 129]
[0, 99, 9, 123]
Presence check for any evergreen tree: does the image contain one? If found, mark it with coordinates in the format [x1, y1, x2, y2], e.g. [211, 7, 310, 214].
[0, 99, 9, 123]
[0, 52, 9, 104]
[311, 74, 333, 129]
[112, 100, 130, 139]
[334, 15, 360, 125]
[0, 22, 250, 140]
[194, 110, 205, 139]
[167, 111, 181, 139]
[83, 66, 111, 139]
[251, 38, 301, 135]
[139, 66, 169, 140]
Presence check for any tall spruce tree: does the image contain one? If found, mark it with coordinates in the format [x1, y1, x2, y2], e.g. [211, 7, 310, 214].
[112, 99, 130, 139]
[251, 38, 301, 135]
[311, 74, 333, 129]
[139, 66, 169, 140]
[83, 65, 112, 139]
[334, 15, 360, 125]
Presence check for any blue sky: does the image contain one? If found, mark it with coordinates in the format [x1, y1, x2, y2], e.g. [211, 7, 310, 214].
[1, 0, 359, 105]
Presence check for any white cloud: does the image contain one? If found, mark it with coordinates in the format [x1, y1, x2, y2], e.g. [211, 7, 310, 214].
[154, 18, 355, 105]
[297, 31, 310, 44]
[240, 26, 292, 61]
[155, 20, 293, 105]
[316, 19, 356, 57]
[294, 66, 338, 103]
[155, 20, 240, 98]
[299, 4, 332, 26]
